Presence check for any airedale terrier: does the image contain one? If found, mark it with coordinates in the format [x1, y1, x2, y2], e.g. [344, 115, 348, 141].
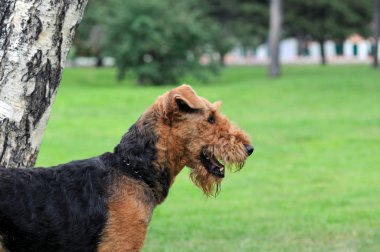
[0, 85, 253, 252]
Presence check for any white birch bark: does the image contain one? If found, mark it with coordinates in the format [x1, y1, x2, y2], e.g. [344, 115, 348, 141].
[0, 0, 88, 168]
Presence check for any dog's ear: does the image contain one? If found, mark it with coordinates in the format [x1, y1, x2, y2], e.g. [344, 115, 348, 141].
[174, 94, 201, 113]
[162, 85, 204, 124]
[172, 84, 203, 113]
[213, 101, 222, 110]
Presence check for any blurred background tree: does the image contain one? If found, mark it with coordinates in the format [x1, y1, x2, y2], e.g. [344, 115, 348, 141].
[236, 0, 268, 50]
[204, 0, 268, 66]
[72, 0, 379, 84]
[268, 0, 282, 77]
[103, 0, 218, 85]
[284, 0, 372, 65]
[203, 0, 239, 66]
[74, 0, 110, 67]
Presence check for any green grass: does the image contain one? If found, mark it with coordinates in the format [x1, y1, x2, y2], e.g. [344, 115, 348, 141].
[37, 65, 380, 252]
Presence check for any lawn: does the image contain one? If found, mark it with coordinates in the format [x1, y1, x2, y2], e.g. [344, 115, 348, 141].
[37, 65, 380, 252]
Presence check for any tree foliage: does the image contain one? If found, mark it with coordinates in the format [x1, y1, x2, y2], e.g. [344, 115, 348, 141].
[76, 0, 269, 83]
[234, 0, 268, 48]
[74, 0, 109, 65]
[203, 0, 268, 64]
[74, 0, 375, 81]
[284, 0, 372, 64]
[104, 0, 217, 85]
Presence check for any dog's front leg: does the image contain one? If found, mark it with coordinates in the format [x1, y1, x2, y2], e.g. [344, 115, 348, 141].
[97, 198, 152, 252]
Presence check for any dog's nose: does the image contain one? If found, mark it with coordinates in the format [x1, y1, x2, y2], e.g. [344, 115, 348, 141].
[245, 145, 254, 156]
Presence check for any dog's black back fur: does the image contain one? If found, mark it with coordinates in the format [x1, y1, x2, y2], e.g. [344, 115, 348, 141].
[0, 158, 110, 252]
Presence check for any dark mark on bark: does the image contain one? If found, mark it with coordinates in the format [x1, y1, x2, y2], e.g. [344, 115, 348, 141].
[0, 132, 8, 162]
[9, 114, 35, 167]
[20, 6, 43, 43]
[69, 23, 79, 37]
[0, 1, 11, 24]
[0, 116, 36, 167]
[24, 115, 30, 139]
[33, 15, 42, 40]
[28, 59, 56, 127]
[50, 6, 66, 93]
[20, 48, 59, 127]
[77, 0, 86, 11]
[0, 1, 15, 40]
[21, 49, 43, 82]
[0, 1, 16, 83]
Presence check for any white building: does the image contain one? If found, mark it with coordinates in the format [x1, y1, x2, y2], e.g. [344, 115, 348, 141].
[225, 34, 380, 65]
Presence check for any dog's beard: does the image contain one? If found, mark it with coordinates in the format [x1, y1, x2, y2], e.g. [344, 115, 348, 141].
[189, 161, 245, 197]
[190, 166, 222, 197]
[189, 143, 247, 196]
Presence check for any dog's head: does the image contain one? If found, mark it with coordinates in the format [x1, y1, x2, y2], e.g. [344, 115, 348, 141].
[152, 85, 253, 196]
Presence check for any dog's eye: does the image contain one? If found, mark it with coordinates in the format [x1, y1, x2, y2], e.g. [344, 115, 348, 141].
[207, 114, 216, 124]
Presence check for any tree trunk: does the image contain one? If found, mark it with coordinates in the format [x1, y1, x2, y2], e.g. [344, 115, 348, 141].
[96, 55, 104, 68]
[318, 39, 327, 65]
[296, 34, 309, 56]
[268, 0, 282, 77]
[219, 51, 226, 67]
[0, 0, 88, 168]
[373, 0, 380, 68]
[90, 24, 105, 68]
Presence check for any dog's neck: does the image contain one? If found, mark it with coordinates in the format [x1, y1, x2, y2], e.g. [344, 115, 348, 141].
[112, 117, 172, 205]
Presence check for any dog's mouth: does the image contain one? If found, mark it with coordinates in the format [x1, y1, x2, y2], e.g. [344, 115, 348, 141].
[200, 149, 225, 178]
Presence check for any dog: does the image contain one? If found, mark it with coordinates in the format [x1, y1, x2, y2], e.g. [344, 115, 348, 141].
[0, 85, 253, 252]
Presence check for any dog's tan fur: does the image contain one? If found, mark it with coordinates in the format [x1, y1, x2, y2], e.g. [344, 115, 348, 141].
[98, 177, 154, 252]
